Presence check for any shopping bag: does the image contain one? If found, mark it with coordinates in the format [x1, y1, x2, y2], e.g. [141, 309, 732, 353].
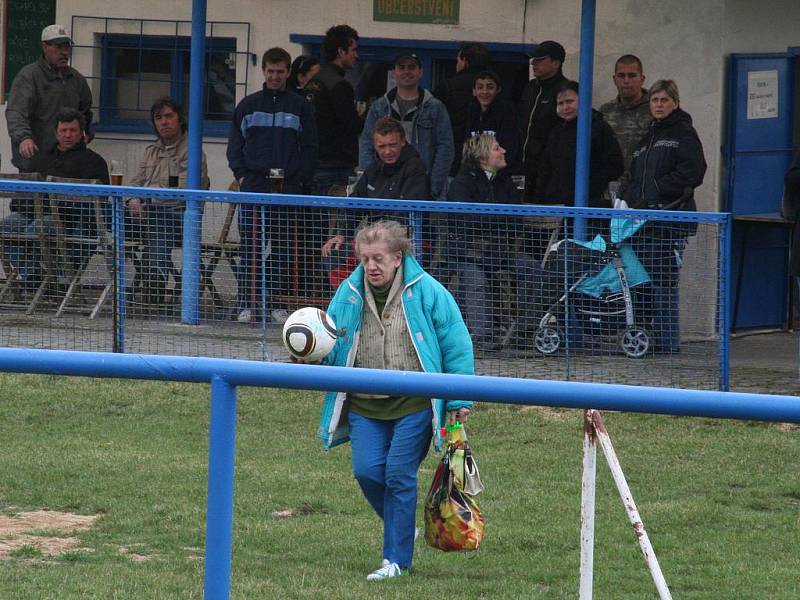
[423, 423, 484, 552]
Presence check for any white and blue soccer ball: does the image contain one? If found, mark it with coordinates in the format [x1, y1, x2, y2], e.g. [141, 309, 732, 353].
[282, 307, 339, 361]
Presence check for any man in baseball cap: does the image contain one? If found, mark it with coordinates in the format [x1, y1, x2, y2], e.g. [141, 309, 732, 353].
[358, 49, 454, 200]
[519, 40, 568, 200]
[529, 40, 566, 64]
[5, 24, 92, 171]
[41, 24, 72, 45]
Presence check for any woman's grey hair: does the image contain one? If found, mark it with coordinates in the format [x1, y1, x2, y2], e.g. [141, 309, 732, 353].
[649, 79, 680, 105]
[354, 220, 413, 256]
[461, 133, 496, 169]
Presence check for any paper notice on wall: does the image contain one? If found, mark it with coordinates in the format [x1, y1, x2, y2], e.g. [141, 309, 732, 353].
[747, 70, 778, 120]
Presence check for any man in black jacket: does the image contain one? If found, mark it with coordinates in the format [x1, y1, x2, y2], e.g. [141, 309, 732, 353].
[434, 42, 491, 176]
[321, 117, 428, 259]
[519, 40, 568, 200]
[308, 24, 361, 196]
[1, 108, 109, 291]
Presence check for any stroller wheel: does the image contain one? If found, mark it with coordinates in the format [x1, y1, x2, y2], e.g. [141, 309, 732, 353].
[534, 326, 563, 355]
[620, 327, 650, 358]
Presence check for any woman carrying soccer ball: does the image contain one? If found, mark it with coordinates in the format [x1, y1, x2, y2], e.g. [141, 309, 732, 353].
[317, 219, 475, 580]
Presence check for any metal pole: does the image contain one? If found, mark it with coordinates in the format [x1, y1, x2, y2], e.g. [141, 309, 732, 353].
[113, 197, 126, 353]
[181, 0, 206, 325]
[573, 0, 597, 240]
[592, 411, 673, 600]
[203, 375, 238, 600]
[719, 213, 732, 390]
[579, 409, 597, 599]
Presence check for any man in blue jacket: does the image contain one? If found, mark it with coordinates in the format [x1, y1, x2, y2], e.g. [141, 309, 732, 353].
[227, 47, 318, 324]
[359, 52, 454, 200]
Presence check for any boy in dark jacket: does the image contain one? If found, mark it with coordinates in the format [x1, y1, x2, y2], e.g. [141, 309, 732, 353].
[464, 70, 521, 172]
[227, 47, 318, 324]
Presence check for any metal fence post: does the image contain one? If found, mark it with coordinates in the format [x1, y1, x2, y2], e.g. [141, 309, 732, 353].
[204, 375, 238, 600]
[113, 196, 126, 353]
[719, 213, 732, 391]
[181, 0, 207, 326]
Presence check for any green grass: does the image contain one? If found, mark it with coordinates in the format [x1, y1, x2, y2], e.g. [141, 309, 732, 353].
[0, 373, 798, 598]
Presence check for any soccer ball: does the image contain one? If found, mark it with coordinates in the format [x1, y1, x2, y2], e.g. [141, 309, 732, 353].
[282, 307, 339, 361]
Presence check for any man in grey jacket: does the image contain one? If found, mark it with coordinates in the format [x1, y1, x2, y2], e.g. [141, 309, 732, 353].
[5, 24, 93, 173]
[359, 52, 454, 200]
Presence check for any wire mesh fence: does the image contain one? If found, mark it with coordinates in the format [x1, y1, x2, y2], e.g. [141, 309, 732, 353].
[0, 178, 730, 390]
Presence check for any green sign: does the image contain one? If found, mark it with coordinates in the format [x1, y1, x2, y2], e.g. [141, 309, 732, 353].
[373, 0, 459, 24]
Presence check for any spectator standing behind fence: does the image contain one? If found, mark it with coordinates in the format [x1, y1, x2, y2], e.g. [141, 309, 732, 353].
[5, 25, 93, 173]
[620, 79, 706, 353]
[534, 81, 623, 207]
[316, 219, 474, 581]
[519, 41, 568, 200]
[359, 52, 453, 200]
[433, 42, 491, 176]
[127, 97, 210, 307]
[447, 133, 520, 353]
[307, 25, 361, 195]
[287, 54, 321, 100]
[599, 55, 652, 174]
[465, 70, 521, 173]
[1, 108, 108, 294]
[227, 47, 318, 325]
[782, 151, 800, 296]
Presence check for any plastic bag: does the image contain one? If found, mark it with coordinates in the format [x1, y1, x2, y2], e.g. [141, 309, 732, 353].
[423, 423, 485, 552]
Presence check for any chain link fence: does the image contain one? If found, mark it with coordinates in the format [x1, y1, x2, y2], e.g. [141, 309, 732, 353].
[0, 178, 730, 389]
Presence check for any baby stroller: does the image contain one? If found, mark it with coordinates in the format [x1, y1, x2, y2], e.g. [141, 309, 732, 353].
[532, 218, 652, 358]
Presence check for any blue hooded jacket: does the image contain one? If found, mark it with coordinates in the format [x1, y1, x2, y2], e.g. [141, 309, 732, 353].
[317, 253, 474, 450]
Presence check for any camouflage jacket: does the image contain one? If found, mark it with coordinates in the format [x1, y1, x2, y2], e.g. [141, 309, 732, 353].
[599, 89, 651, 172]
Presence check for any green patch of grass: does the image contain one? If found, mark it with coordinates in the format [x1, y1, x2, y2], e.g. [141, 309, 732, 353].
[9, 545, 43, 559]
[0, 373, 798, 598]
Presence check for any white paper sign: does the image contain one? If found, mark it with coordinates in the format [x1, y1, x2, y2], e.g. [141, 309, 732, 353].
[747, 70, 778, 120]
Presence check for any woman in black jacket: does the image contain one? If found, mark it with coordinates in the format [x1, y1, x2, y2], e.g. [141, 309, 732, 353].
[535, 80, 623, 207]
[447, 132, 519, 351]
[622, 79, 707, 353]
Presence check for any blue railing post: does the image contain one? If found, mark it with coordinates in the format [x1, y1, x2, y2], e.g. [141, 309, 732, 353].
[203, 375, 238, 600]
[182, 0, 207, 325]
[573, 0, 597, 241]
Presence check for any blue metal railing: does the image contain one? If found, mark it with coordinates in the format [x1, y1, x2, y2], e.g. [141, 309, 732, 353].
[0, 347, 796, 599]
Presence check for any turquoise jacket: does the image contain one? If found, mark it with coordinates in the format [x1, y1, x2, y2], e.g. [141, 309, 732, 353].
[317, 253, 474, 450]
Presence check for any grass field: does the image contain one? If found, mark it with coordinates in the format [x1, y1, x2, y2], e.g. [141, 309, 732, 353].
[0, 372, 798, 599]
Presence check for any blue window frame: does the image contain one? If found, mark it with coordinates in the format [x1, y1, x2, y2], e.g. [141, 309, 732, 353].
[97, 33, 237, 137]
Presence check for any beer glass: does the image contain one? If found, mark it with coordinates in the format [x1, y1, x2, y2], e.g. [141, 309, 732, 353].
[270, 168, 284, 193]
[110, 160, 124, 185]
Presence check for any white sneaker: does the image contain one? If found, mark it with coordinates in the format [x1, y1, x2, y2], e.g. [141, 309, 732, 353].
[271, 308, 290, 324]
[366, 561, 407, 581]
[237, 308, 252, 323]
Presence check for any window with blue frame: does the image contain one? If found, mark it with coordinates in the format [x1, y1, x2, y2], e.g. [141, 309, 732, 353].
[98, 34, 237, 136]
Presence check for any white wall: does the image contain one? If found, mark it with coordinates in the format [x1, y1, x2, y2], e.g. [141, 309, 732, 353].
[0, 0, 792, 193]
